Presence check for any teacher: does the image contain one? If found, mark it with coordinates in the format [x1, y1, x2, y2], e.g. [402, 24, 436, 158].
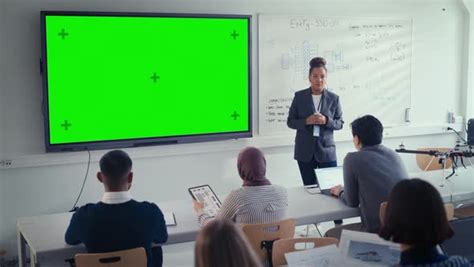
[287, 57, 344, 186]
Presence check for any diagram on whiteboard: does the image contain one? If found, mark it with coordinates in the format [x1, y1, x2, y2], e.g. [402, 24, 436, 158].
[258, 15, 412, 135]
[280, 41, 352, 86]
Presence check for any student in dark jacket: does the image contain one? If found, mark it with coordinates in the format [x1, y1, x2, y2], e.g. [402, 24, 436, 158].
[65, 150, 168, 267]
[379, 179, 471, 267]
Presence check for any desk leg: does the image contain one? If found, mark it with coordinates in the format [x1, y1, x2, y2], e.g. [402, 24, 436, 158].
[17, 231, 27, 267]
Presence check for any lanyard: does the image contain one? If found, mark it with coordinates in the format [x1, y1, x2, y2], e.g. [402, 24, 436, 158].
[313, 94, 323, 113]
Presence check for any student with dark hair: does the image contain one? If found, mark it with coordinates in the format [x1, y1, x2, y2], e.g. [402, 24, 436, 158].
[327, 115, 408, 238]
[65, 150, 168, 267]
[380, 179, 470, 266]
[193, 146, 288, 225]
[287, 57, 344, 186]
[194, 218, 262, 267]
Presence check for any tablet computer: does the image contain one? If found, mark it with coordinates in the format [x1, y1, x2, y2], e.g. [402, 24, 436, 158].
[189, 184, 222, 217]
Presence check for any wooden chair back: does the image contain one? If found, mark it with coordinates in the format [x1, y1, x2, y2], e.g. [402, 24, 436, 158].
[241, 218, 296, 264]
[453, 204, 474, 219]
[416, 147, 453, 171]
[74, 247, 147, 267]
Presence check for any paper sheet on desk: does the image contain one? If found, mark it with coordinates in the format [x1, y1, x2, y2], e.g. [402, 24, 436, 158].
[285, 244, 345, 266]
[163, 211, 176, 226]
[339, 230, 400, 266]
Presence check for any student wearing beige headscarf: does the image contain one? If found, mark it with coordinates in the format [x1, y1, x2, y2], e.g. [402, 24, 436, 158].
[193, 147, 288, 226]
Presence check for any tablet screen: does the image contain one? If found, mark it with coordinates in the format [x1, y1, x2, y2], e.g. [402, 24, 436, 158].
[189, 185, 222, 217]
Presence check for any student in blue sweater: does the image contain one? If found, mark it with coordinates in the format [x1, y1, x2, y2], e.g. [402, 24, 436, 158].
[65, 150, 168, 267]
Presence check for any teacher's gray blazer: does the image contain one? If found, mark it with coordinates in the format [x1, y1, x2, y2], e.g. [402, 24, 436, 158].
[287, 88, 343, 162]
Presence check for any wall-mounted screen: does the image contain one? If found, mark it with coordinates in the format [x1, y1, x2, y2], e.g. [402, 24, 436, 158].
[41, 11, 251, 152]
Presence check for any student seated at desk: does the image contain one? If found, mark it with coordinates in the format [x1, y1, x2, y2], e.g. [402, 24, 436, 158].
[195, 218, 262, 267]
[65, 150, 168, 267]
[379, 179, 471, 267]
[328, 115, 408, 238]
[193, 146, 288, 225]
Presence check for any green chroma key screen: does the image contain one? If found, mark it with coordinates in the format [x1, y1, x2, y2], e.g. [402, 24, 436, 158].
[41, 12, 251, 151]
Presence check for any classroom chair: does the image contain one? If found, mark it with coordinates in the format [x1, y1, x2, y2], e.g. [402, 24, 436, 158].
[454, 204, 474, 219]
[414, 147, 474, 219]
[241, 218, 296, 267]
[272, 237, 338, 266]
[379, 201, 454, 226]
[74, 247, 147, 267]
[416, 147, 453, 171]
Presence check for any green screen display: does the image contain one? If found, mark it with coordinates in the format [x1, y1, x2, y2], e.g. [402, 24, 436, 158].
[42, 12, 251, 151]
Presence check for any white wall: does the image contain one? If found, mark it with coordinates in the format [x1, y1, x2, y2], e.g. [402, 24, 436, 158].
[1, 1, 7, 259]
[0, 0, 6, 156]
[0, 0, 472, 260]
[464, 0, 474, 119]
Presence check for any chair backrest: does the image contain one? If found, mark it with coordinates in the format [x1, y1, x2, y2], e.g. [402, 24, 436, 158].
[241, 218, 296, 263]
[74, 247, 147, 267]
[416, 147, 453, 171]
[272, 237, 338, 266]
[445, 203, 454, 221]
[379, 201, 455, 226]
[454, 204, 474, 219]
[379, 201, 388, 226]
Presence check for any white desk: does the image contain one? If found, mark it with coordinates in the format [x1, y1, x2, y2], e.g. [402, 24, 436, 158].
[17, 186, 360, 267]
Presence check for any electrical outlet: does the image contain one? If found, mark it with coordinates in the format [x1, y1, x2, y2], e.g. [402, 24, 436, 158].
[0, 160, 12, 167]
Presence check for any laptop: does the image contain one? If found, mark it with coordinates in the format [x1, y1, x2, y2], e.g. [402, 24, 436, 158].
[440, 216, 474, 263]
[315, 166, 344, 195]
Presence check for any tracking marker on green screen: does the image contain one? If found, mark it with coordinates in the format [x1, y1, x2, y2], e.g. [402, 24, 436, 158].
[231, 111, 240, 120]
[58, 28, 69, 39]
[150, 72, 160, 83]
[230, 30, 239, 40]
[61, 120, 72, 131]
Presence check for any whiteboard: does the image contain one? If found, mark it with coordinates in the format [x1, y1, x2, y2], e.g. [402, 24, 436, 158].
[258, 15, 412, 135]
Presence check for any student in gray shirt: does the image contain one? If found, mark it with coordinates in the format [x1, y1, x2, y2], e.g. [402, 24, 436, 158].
[193, 146, 288, 226]
[328, 115, 409, 238]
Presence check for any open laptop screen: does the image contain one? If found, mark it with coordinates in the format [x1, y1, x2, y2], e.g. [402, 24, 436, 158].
[315, 166, 344, 190]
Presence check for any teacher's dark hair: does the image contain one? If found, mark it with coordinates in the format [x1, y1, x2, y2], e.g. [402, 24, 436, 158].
[309, 57, 327, 74]
[99, 150, 132, 186]
[379, 178, 454, 247]
[350, 115, 383, 146]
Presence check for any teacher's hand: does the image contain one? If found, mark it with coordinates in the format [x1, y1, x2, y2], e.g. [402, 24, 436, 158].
[314, 113, 327, 125]
[305, 114, 319, 125]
